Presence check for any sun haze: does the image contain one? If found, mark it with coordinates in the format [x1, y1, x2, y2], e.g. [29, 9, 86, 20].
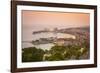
[22, 10, 90, 31]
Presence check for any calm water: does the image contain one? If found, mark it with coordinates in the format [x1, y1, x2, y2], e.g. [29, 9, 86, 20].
[22, 28, 75, 50]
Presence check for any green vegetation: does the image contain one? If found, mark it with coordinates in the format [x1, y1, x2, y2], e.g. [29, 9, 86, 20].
[22, 41, 89, 62]
[22, 47, 45, 62]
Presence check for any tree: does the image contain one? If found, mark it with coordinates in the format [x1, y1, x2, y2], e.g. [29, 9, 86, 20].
[22, 47, 44, 62]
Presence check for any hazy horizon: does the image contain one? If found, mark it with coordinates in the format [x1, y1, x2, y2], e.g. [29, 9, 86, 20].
[22, 10, 90, 31]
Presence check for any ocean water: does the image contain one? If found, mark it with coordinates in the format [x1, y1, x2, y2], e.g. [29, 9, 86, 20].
[22, 28, 75, 50]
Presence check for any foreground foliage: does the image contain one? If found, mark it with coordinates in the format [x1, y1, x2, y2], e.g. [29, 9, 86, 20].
[22, 41, 89, 62]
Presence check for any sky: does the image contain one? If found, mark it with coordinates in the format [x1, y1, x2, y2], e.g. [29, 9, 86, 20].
[22, 10, 90, 31]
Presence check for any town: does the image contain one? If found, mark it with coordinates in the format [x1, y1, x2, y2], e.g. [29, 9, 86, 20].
[32, 27, 89, 47]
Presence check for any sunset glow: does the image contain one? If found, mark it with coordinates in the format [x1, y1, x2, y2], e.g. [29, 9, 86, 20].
[22, 10, 90, 31]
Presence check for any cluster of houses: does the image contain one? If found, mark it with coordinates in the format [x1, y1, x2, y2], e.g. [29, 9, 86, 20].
[32, 27, 89, 47]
